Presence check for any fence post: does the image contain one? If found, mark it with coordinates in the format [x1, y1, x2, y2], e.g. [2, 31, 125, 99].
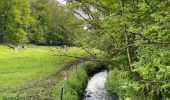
[76, 64, 78, 73]
[60, 88, 64, 100]
[66, 71, 70, 84]
[83, 62, 85, 67]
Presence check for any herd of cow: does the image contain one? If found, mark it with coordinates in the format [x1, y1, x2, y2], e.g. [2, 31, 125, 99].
[7, 44, 27, 50]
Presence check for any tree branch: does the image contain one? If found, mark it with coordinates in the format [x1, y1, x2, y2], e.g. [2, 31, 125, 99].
[129, 31, 170, 45]
[128, 31, 151, 41]
[58, 21, 99, 58]
[143, 42, 170, 45]
[53, 54, 107, 63]
[140, 79, 169, 84]
[124, 25, 133, 70]
[144, 0, 152, 7]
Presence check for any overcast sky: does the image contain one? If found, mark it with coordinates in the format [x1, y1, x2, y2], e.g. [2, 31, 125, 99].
[56, 0, 66, 5]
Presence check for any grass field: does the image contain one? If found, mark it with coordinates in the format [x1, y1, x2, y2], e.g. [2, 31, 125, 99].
[0, 44, 102, 99]
[0, 45, 88, 97]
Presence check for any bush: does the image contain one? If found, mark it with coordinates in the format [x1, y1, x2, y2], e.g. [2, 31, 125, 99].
[106, 68, 145, 100]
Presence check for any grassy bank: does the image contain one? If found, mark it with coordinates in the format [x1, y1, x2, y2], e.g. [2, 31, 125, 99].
[55, 61, 106, 100]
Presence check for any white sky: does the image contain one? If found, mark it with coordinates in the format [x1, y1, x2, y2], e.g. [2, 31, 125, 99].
[56, 0, 89, 20]
[56, 0, 66, 5]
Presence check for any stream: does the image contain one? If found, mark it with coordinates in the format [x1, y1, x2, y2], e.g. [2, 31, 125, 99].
[83, 70, 117, 100]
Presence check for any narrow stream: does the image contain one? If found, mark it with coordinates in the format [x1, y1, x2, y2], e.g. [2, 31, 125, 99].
[83, 70, 117, 100]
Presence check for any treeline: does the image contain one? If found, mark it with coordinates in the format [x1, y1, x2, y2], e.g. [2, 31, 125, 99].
[0, 0, 83, 45]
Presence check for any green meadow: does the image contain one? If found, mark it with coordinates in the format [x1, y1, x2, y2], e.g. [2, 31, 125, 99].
[0, 45, 86, 91]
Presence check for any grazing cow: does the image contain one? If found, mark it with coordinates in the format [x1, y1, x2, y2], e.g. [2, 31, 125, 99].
[61, 44, 67, 48]
[21, 44, 26, 49]
[8, 44, 19, 50]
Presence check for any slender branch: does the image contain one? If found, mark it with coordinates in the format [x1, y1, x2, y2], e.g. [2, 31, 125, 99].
[105, 30, 119, 47]
[143, 42, 170, 45]
[53, 54, 107, 63]
[58, 23, 78, 40]
[54, 54, 89, 59]
[58, 20, 99, 57]
[131, 71, 170, 84]
[140, 79, 169, 84]
[81, 48, 96, 58]
[124, 25, 133, 70]
[128, 31, 151, 41]
[144, 0, 152, 7]
[119, 44, 136, 50]
[129, 31, 170, 45]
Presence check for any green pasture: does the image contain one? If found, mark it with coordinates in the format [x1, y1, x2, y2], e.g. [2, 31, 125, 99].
[0, 45, 86, 89]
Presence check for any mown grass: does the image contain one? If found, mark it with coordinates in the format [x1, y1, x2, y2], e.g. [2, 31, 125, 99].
[0, 45, 87, 98]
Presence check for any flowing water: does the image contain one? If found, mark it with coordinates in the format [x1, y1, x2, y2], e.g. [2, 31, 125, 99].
[83, 70, 117, 100]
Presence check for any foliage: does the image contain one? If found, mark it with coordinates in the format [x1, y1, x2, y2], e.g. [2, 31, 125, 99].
[28, 0, 85, 45]
[67, 0, 170, 99]
[0, 0, 30, 43]
[0, 0, 84, 45]
[107, 68, 141, 99]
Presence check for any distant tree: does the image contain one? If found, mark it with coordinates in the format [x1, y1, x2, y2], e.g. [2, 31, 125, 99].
[0, 0, 7, 43]
[29, 0, 84, 45]
[0, 0, 30, 44]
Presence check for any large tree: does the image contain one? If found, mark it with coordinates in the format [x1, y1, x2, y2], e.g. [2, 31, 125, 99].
[66, 0, 170, 99]
[0, 0, 31, 43]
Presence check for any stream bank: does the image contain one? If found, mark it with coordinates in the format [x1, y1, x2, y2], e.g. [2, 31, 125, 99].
[55, 60, 118, 100]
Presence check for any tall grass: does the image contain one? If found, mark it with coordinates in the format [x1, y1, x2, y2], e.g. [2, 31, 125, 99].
[54, 61, 108, 100]
[55, 61, 97, 100]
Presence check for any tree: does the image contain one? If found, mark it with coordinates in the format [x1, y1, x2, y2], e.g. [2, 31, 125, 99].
[66, 0, 170, 99]
[0, 0, 30, 44]
[29, 0, 84, 45]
